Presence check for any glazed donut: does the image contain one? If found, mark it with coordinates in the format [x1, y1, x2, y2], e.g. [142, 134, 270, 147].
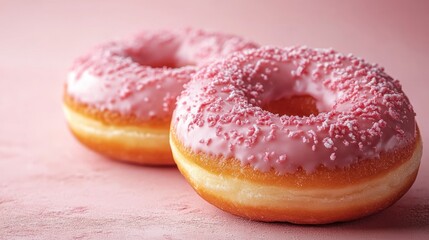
[170, 46, 422, 224]
[63, 29, 258, 165]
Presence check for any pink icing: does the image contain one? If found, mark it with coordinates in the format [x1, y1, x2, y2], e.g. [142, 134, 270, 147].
[66, 28, 258, 121]
[172, 46, 417, 174]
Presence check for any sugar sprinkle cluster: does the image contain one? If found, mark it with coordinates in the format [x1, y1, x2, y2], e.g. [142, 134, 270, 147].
[173, 46, 416, 173]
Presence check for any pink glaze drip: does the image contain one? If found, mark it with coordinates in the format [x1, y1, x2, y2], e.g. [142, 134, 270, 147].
[66, 29, 258, 120]
[172, 46, 417, 174]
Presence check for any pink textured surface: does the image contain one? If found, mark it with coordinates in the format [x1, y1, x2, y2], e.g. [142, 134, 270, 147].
[173, 46, 416, 173]
[0, 0, 428, 239]
[67, 29, 257, 121]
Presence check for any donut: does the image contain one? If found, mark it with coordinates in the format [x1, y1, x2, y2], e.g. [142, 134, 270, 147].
[63, 29, 258, 165]
[170, 46, 422, 224]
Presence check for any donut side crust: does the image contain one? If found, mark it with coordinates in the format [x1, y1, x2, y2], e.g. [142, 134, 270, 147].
[63, 100, 174, 165]
[170, 128, 422, 223]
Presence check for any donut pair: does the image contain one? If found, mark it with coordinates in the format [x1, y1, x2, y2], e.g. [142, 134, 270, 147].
[64, 29, 422, 224]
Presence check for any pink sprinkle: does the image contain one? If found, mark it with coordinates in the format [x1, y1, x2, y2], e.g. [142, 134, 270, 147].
[277, 154, 287, 163]
[323, 137, 334, 149]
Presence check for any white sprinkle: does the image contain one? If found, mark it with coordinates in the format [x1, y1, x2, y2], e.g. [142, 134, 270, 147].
[323, 137, 334, 149]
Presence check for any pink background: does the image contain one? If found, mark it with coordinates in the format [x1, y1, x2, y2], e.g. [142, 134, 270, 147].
[1, 0, 428, 239]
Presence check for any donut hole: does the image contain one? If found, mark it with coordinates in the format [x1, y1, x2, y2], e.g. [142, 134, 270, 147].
[127, 53, 186, 69]
[262, 95, 319, 117]
[125, 41, 195, 69]
[142, 60, 180, 69]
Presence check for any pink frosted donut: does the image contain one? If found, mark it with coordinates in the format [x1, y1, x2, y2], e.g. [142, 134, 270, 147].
[63, 28, 258, 165]
[170, 46, 422, 223]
